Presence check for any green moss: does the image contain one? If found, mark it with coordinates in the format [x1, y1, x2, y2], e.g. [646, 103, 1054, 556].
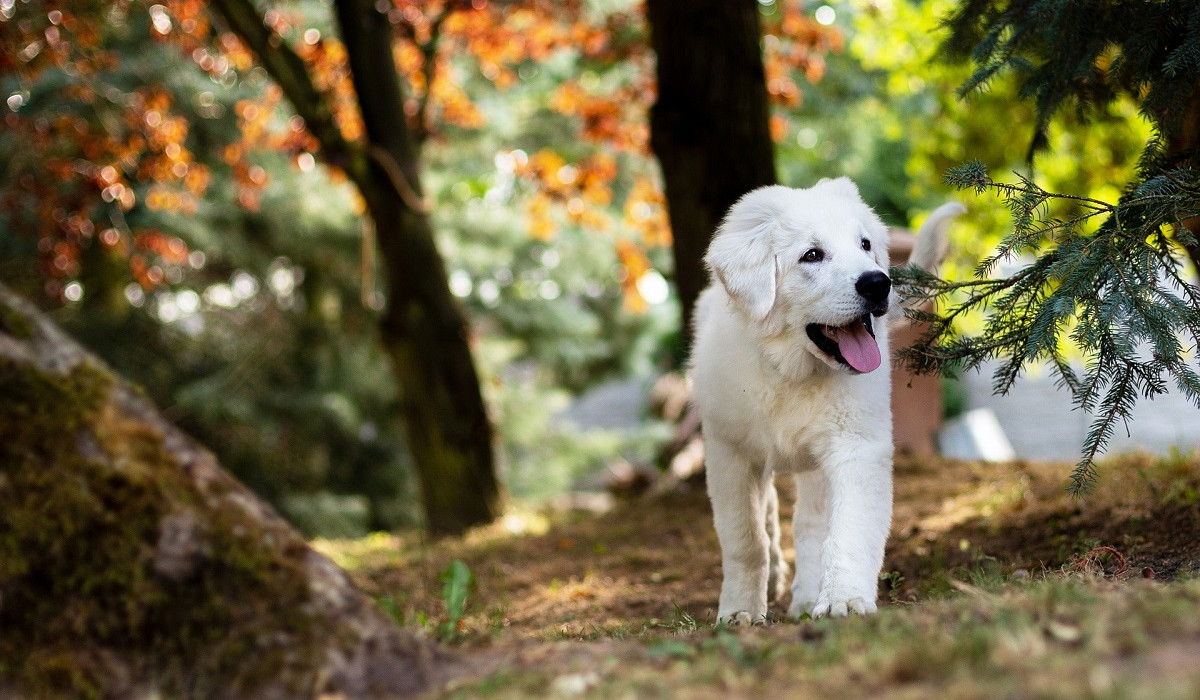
[0, 359, 324, 698]
[0, 302, 35, 340]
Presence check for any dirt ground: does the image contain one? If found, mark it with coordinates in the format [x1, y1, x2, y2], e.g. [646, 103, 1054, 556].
[320, 450, 1200, 645]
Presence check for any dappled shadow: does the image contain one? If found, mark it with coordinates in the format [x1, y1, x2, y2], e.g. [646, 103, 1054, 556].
[321, 452, 1200, 642]
[323, 486, 723, 642]
[887, 452, 1200, 600]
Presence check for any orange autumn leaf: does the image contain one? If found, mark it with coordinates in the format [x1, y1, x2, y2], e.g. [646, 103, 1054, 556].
[624, 176, 671, 248]
[616, 239, 653, 313]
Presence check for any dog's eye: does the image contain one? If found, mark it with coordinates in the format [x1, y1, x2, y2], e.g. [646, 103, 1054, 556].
[861, 239, 872, 252]
[800, 248, 824, 263]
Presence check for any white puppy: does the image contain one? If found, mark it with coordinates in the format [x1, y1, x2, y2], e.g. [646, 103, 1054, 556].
[690, 178, 962, 623]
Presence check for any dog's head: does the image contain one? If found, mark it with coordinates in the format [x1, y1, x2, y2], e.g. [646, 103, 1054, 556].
[705, 178, 891, 374]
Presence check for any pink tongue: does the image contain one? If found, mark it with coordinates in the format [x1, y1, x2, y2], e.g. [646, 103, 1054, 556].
[834, 321, 881, 373]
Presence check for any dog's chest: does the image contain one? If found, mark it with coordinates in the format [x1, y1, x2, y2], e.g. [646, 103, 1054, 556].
[758, 377, 846, 470]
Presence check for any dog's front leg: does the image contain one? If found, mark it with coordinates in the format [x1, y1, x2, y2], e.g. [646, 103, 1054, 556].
[706, 438, 773, 625]
[788, 468, 828, 617]
[812, 439, 892, 617]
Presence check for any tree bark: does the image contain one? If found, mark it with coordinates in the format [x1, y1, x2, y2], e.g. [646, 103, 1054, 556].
[0, 284, 460, 699]
[333, 0, 500, 537]
[646, 0, 777, 335]
[1165, 85, 1200, 275]
[211, 0, 500, 536]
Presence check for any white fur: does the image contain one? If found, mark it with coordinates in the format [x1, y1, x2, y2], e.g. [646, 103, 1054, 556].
[691, 178, 960, 622]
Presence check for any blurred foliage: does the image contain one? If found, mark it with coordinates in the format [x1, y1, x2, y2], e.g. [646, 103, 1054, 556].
[897, 0, 1200, 491]
[774, 0, 1150, 341]
[797, 0, 1149, 231]
[0, 0, 1160, 534]
[0, 0, 678, 536]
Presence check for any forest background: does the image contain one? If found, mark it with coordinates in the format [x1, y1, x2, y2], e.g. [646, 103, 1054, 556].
[0, 0, 1150, 538]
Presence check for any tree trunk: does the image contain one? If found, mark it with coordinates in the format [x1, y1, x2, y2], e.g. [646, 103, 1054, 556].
[646, 0, 778, 335]
[0, 284, 460, 699]
[1165, 86, 1200, 274]
[333, 0, 499, 537]
[211, 0, 500, 537]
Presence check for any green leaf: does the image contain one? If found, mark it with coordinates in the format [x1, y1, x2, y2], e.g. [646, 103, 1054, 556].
[437, 559, 474, 642]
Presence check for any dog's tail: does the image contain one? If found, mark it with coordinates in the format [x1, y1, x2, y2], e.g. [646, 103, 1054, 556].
[894, 202, 964, 321]
[906, 201, 965, 274]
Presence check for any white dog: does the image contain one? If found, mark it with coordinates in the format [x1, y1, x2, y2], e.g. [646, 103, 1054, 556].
[690, 178, 962, 623]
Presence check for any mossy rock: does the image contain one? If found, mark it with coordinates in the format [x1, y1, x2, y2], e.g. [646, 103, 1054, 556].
[0, 300, 34, 340]
[0, 284, 450, 699]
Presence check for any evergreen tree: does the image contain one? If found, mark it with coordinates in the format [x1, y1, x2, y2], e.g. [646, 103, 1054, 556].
[898, 0, 1200, 490]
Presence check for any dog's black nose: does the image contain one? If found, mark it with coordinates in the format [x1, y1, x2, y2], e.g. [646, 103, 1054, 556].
[856, 271, 891, 310]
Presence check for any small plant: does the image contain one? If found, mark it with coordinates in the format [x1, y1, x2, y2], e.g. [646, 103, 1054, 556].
[373, 594, 404, 625]
[880, 570, 906, 604]
[437, 559, 474, 642]
[658, 602, 700, 634]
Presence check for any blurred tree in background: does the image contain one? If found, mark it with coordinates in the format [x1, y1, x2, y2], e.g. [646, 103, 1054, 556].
[2, 0, 416, 533]
[645, 0, 776, 333]
[1, 0, 1165, 533]
[4, 0, 507, 536]
[0, 0, 681, 536]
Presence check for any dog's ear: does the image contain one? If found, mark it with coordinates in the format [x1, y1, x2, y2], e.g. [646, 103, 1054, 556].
[705, 186, 789, 320]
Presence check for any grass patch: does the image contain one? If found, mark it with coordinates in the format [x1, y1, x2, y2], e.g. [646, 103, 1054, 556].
[442, 577, 1200, 699]
[320, 450, 1200, 696]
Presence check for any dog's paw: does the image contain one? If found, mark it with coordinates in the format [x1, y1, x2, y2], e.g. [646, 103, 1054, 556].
[809, 595, 877, 619]
[718, 611, 768, 627]
[787, 598, 816, 619]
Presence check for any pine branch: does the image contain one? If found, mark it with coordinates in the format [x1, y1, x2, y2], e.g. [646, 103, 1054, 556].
[905, 163, 1200, 492]
[941, 0, 1200, 165]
